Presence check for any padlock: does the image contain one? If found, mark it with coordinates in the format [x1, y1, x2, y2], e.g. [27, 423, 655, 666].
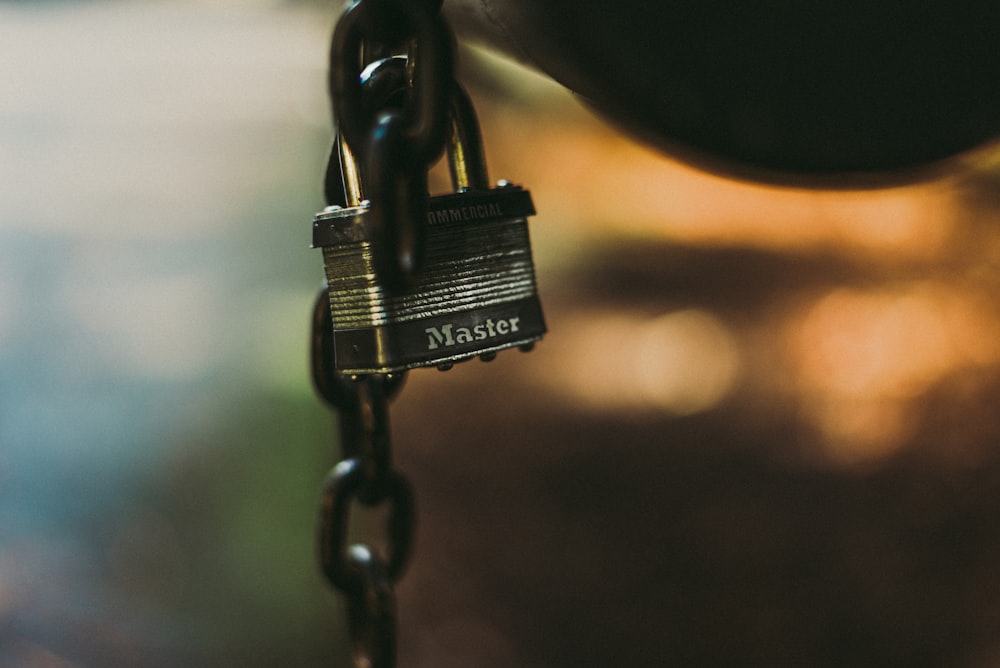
[312, 84, 546, 374]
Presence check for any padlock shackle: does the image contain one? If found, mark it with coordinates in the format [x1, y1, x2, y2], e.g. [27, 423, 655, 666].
[339, 136, 365, 207]
[446, 84, 490, 192]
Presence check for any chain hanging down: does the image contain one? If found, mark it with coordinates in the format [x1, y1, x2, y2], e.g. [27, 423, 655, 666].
[313, 0, 454, 666]
[312, 287, 411, 668]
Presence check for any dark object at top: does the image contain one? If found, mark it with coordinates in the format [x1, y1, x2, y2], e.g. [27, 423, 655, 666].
[446, 0, 1000, 184]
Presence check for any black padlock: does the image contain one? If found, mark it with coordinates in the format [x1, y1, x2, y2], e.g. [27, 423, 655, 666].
[313, 84, 546, 374]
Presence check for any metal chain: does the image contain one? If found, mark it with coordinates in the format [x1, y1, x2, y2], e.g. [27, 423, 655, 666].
[312, 287, 412, 668]
[315, 2, 456, 664]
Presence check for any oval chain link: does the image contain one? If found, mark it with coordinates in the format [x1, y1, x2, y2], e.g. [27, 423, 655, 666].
[329, 0, 453, 290]
[330, 0, 451, 167]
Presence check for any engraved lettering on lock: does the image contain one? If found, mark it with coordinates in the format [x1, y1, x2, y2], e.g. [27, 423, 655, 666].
[427, 202, 505, 225]
[425, 317, 521, 350]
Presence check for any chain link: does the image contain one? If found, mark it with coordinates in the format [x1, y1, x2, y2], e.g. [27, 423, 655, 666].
[329, 0, 454, 291]
[329, 0, 451, 167]
[319, 458, 415, 590]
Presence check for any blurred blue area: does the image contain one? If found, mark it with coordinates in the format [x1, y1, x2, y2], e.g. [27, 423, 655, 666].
[0, 2, 350, 665]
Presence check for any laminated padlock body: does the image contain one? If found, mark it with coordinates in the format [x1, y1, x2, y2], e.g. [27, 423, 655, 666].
[313, 184, 545, 373]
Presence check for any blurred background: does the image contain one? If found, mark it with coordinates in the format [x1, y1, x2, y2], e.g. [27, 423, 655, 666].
[4, 1, 1000, 666]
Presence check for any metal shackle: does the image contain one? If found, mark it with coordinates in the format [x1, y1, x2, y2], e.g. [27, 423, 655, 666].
[444, 83, 490, 193]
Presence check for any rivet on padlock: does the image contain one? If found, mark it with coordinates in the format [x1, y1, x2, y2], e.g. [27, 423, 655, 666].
[312, 81, 546, 375]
